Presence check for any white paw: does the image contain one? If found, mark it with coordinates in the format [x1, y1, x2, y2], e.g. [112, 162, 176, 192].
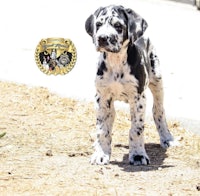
[160, 137, 179, 148]
[90, 152, 110, 165]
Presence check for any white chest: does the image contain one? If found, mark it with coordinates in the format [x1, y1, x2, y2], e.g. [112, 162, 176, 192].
[96, 63, 138, 102]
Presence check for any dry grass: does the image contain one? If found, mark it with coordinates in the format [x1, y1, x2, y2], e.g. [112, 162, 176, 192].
[0, 81, 200, 195]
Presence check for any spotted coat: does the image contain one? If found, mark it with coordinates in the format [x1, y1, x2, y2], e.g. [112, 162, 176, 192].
[85, 5, 175, 165]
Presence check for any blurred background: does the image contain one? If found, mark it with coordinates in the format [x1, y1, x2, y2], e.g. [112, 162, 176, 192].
[0, 0, 199, 134]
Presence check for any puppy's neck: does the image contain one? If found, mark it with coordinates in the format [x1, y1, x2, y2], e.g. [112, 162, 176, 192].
[104, 39, 129, 70]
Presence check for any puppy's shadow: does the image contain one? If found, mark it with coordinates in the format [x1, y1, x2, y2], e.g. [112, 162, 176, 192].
[111, 143, 174, 172]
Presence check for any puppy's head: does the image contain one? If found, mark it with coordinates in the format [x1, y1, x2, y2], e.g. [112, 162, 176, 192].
[85, 5, 148, 53]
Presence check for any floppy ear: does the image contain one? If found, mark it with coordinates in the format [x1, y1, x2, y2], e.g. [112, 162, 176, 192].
[85, 14, 94, 37]
[85, 7, 104, 37]
[125, 8, 148, 44]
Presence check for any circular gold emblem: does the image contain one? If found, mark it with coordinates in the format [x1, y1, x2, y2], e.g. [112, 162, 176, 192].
[35, 38, 77, 75]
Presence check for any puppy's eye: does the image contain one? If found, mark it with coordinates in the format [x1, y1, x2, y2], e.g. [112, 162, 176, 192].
[96, 22, 102, 30]
[114, 22, 123, 32]
[114, 22, 122, 28]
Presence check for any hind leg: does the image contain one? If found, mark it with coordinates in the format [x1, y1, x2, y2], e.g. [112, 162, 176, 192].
[149, 51, 174, 148]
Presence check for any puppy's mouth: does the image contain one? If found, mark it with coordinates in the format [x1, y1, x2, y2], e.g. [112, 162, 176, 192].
[97, 46, 120, 53]
[96, 39, 129, 53]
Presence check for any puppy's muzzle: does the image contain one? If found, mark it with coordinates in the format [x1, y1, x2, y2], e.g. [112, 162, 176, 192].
[98, 35, 117, 48]
[98, 36, 108, 47]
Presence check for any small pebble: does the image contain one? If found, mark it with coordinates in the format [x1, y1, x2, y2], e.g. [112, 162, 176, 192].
[0, 132, 6, 138]
[46, 150, 53, 156]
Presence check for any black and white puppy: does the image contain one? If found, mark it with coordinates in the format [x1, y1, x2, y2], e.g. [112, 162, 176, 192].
[85, 5, 175, 165]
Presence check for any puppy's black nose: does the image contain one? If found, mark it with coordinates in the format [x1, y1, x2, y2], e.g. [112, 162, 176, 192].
[98, 36, 108, 47]
[109, 35, 117, 45]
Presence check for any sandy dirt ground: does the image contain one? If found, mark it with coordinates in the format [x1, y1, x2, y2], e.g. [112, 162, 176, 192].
[0, 81, 200, 196]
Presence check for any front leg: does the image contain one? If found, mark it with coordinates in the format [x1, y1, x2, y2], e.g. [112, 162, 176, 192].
[91, 93, 115, 165]
[129, 93, 150, 165]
